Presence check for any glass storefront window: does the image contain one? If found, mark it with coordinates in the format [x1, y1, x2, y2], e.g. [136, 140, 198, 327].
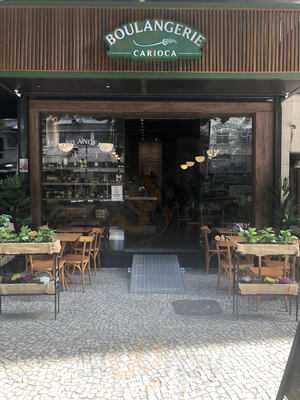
[0, 119, 18, 176]
[41, 114, 125, 225]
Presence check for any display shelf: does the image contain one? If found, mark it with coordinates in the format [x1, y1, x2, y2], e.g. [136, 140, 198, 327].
[43, 182, 120, 186]
[232, 241, 299, 320]
[0, 241, 61, 319]
[43, 167, 120, 173]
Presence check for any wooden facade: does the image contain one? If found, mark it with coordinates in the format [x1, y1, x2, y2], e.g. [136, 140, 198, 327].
[29, 99, 274, 227]
[0, 6, 299, 74]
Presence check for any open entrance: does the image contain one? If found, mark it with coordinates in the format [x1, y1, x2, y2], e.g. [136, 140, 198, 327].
[122, 117, 253, 250]
[40, 113, 253, 254]
[30, 99, 274, 267]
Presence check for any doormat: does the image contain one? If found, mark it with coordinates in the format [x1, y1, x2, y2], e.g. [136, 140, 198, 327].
[172, 300, 223, 316]
[130, 254, 185, 294]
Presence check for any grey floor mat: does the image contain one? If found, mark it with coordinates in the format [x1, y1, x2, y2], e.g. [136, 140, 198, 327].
[172, 300, 223, 316]
[130, 254, 185, 294]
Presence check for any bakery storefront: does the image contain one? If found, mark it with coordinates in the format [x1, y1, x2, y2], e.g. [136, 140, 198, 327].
[0, 1, 300, 253]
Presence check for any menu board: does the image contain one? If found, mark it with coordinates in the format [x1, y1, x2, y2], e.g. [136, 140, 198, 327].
[276, 321, 300, 400]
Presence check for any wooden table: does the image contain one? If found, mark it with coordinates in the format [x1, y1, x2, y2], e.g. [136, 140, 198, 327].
[214, 227, 239, 236]
[55, 233, 81, 242]
[56, 227, 92, 233]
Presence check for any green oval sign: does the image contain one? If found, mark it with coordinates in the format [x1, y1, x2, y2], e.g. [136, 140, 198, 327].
[105, 19, 206, 61]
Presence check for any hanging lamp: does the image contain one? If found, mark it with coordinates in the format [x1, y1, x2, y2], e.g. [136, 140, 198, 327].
[186, 161, 195, 167]
[98, 119, 115, 153]
[195, 155, 206, 163]
[180, 164, 189, 170]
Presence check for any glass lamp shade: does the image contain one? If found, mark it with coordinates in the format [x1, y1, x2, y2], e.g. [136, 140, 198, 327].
[57, 143, 74, 153]
[186, 161, 195, 167]
[180, 164, 189, 170]
[195, 155, 206, 163]
[206, 148, 220, 159]
[98, 143, 114, 153]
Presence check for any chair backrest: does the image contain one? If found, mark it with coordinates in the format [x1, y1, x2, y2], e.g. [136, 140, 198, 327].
[200, 225, 211, 251]
[78, 235, 94, 263]
[215, 236, 233, 267]
[89, 228, 103, 253]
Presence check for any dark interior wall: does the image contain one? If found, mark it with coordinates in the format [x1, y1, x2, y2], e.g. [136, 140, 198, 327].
[0, 99, 17, 118]
[125, 119, 202, 186]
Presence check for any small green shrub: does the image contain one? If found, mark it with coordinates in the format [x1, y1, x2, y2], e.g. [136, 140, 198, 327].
[34, 227, 56, 243]
[18, 225, 34, 242]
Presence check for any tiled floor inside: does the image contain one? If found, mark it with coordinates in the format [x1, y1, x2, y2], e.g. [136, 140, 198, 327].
[0, 268, 296, 400]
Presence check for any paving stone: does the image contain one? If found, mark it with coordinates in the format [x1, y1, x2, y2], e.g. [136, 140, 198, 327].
[0, 269, 296, 400]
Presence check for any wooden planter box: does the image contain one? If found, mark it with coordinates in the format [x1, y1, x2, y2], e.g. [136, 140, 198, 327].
[0, 281, 55, 295]
[0, 240, 61, 255]
[235, 242, 299, 256]
[239, 283, 299, 296]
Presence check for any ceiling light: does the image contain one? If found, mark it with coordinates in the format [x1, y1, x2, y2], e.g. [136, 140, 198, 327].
[186, 161, 195, 167]
[57, 143, 74, 153]
[105, 83, 111, 89]
[14, 88, 22, 98]
[195, 155, 206, 163]
[180, 164, 188, 170]
[98, 143, 114, 153]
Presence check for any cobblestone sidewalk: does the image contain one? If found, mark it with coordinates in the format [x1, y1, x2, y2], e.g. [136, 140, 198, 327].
[0, 269, 296, 400]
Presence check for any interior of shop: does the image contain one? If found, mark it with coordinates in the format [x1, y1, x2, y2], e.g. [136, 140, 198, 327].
[41, 114, 253, 252]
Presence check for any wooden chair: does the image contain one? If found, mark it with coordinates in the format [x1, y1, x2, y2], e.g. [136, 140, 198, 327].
[89, 228, 103, 273]
[200, 225, 224, 273]
[28, 242, 66, 287]
[215, 237, 235, 294]
[215, 236, 255, 294]
[60, 235, 94, 291]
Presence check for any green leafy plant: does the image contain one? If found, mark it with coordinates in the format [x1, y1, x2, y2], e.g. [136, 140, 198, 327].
[239, 226, 297, 244]
[34, 227, 56, 243]
[259, 227, 277, 243]
[0, 226, 17, 241]
[0, 175, 31, 227]
[239, 227, 260, 243]
[18, 225, 34, 242]
[276, 229, 298, 244]
[0, 214, 12, 227]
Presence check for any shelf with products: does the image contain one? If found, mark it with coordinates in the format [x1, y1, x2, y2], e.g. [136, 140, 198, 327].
[42, 182, 121, 186]
[41, 114, 125, 224]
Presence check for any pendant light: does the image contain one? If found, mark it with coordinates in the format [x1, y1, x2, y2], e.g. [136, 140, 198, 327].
[186, 161, 195, 167]
[206, 147, 220, 159]
[195, 155, 206, 163]
[180, 164, 189, 170]
[98, 119, 115, 153]
[57, 143, 74, 153]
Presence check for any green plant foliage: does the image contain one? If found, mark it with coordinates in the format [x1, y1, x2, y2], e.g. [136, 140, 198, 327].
[0, 226, 17, 242]
[34, 227, 56, 243]
[239, 227, 260, 243]
[259, 227, 277, 243]
[239, 226, 297, 244]
[18, 225, 33, 242]
[277, 229, 298, 244]
[0, 175, 31, 226]
[0, 214, 12, 227]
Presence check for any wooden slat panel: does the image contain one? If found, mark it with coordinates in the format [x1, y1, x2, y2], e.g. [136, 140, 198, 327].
[254, 111, 274, 228]
[29, 99, 273, 114]
[0, 6, 299, 73]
